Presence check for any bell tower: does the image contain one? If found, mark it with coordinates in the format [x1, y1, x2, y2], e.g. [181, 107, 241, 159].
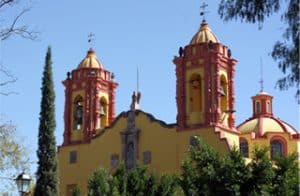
[62, 48, 118, 145]
[173, 20, 237, 130]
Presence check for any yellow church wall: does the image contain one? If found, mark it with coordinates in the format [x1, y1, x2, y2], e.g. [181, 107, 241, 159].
[58, 115, 127, 195]
[220, 129, 240, 148]
[240, 132, 299, 158]
[176, 127, 231, 168]
[58, 111, 236, 195]
[134, 113, 178, 173]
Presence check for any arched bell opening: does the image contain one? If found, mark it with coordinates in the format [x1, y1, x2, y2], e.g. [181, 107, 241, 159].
[219, 75, 228, 113]
[73, 96, 84, 130]
[189, 73, 202, 112]
[98, 97, 108, 128]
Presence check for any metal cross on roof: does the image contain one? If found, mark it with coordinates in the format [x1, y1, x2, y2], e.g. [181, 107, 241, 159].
[200, 2, 209, 21]
[88, 33, 95, 47]
[259, 57, 264, 92]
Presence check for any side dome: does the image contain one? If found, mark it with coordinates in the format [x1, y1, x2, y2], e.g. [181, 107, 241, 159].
[190, 20, 219, 44]
[237, 117, 298, 136]
[78, 48, 104, 69]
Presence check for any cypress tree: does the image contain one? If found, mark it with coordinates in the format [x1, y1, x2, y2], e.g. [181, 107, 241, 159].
[35, 47, 58, 195]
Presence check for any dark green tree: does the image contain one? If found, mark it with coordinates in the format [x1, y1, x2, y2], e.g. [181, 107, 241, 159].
[245, 147, 274, 195]
[157, 173, 179, 196]
[218, 147, 250, 195]
[126, 165, 149, 195]
[218, 0, 299, 102]
[87, 163, 180, 196]
[271, 152, 299, 196]
[35, 47, 58, 195]
[180, 136, 222, 195]
[72, 185, 81, 196]
[87, 168, 112, 196]
[113, 163, 128, 195]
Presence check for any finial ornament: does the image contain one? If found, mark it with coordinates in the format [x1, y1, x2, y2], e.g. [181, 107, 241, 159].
[130, 65, 141, 110]
[259, 57, 264, 92]
[88, 33, 95, 48]
[200, 2, 209, 21]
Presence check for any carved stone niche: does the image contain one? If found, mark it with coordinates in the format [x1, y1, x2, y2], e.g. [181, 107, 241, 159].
[120, 131, 139, 169]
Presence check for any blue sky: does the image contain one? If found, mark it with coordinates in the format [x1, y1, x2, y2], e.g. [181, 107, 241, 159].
[0, 0, 299, 190]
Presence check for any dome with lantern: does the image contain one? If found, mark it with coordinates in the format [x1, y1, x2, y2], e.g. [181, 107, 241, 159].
[237, 91, 298, 138]
[190, 20, 219, 44]
[77, 48, 104, 69]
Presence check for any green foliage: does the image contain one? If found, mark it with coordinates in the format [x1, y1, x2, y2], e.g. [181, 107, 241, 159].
[218, 147, 250, 195]
[181, 137, 222, 195]
[72, 185, 81, 196]
[0, 120, 29, 171]
[180, 136, 299, 196]
[218, 0, 300, 102]
[35, 46, 58, 195]
[157, 173, 179, 196]
[271, 152, 299, 196]
[126, 165, 149, 195]
[113, 163, 128, 195]
[272, 0, 299, 102]
[87, 163, 180, 196]
[245, 147, 274, 195]
[88, 168, 112, 196]
[218, 0, 280, 24]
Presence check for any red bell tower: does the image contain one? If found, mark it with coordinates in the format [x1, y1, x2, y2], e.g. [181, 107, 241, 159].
[62, 48, 118, 145]
[173, 20, 237, 130]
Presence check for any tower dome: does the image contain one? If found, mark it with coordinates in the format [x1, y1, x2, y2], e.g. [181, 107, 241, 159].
[238, 91, 298, 137]
[190, 20, 219, 44]
[78, 48, 104, 69]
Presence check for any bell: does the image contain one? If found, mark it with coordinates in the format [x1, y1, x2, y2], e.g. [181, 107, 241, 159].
[219, 86, 226, 97]
[99, 105, 106, 117]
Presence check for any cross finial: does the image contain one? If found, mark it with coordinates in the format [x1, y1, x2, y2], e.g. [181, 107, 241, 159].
[88, 33, 95, 48]
[259, 57, 264, 92]
[200, 2, 209, 21]
[136, 65, 140, 93]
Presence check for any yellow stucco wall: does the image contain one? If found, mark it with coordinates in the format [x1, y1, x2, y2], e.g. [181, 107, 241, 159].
[240, 132, 299, 159]
[58, 111, 234, 195]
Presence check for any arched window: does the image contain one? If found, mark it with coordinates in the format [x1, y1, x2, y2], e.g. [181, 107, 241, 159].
[266, 101, 271, 113]
[255, 101, 261, 114]
[189, 74, 202, 112]
[271, 139, 284, 158]
[98, 97, 108, 128]
[239, 140, 249, 158]
[74, 96, 83, 130]
[220, 75, 228, 112]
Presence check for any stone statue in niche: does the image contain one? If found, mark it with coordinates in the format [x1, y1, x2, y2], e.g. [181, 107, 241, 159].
[126, 142, 135, 169]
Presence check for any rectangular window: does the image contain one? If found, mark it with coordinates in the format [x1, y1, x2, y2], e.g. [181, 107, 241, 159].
[239, 141, 249, 158]
[110, 154, 119, 168]
[69, 151, 77, 164]
[143, 151, 152, 164]
[255, 101, 261, 114]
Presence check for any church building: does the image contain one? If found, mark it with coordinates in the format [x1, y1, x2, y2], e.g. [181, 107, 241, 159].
[57, 20, 299, 195]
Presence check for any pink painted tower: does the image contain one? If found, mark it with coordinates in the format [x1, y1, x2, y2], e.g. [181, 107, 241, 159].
[62, 49, 118, 145]
[173, 20, 237, 130]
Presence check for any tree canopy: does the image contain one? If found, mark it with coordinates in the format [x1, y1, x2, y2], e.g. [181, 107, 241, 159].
[218, 0, 299, 102]
[35, 47, 58, 195]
